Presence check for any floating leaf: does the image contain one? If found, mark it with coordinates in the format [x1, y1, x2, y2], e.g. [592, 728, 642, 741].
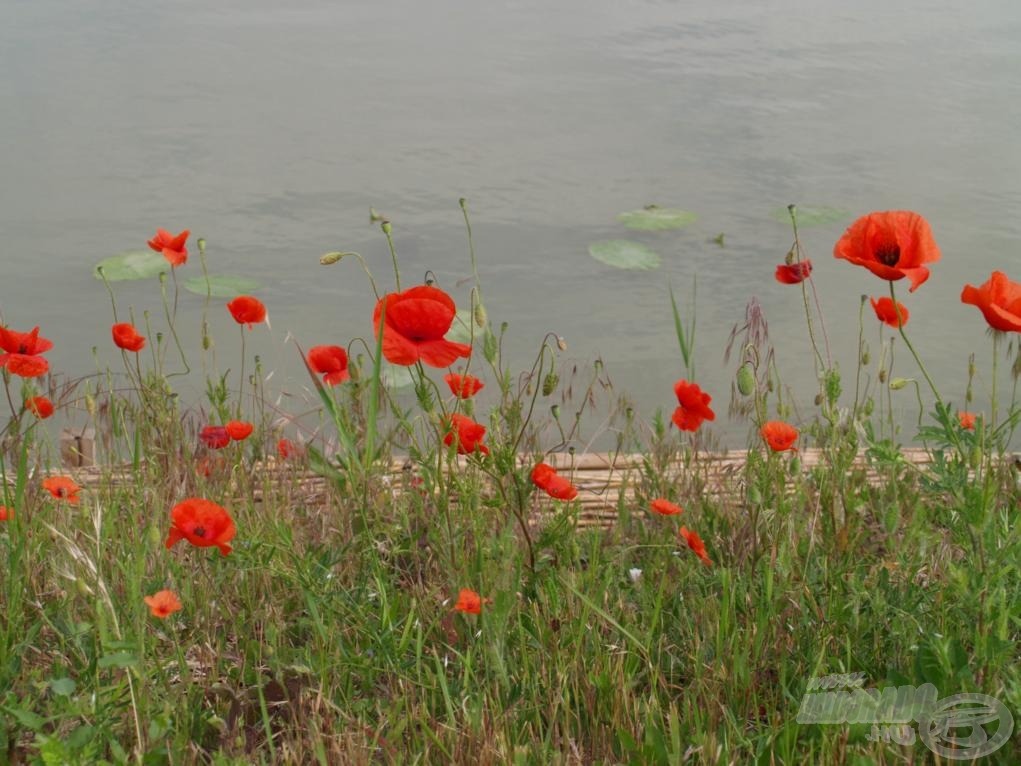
[446, 309, 482, 345]
[618, 206, 697, 231]
[770, 206, 850, 227]
[182, 275, 262, 298]
[93, 251, 169, 281]
[588, 240, 661, 270]
[381, 364, 415, 390]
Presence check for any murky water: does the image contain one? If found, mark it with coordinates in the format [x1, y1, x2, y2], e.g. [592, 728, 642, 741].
[3, 0, 1021, 444]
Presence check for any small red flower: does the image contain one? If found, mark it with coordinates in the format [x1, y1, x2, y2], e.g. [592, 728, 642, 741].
[225, 420, 253, 441]
[960, 271, 1021, 333]
[372, 285, 471, 367]
[761, 421, 799, 452]
[42, 476, 81, 504]
[775, 261, 813, 285]
[144, 590, 182, 619]
[307, 345, 350, 385]
[531, 462, 579, 501]
[0, 505, 11, 521]
[200, 425, 231, 450]
[196, 455, 227, 478]
[227, 296, 267, 328]
[453, 588, 491, 614]
[444, 373, 484, 399]
[5, 354, 49, 378]
[650, 498, 683, 516]
[112, 322, 146, 352]
[958, 411, 977, 430]
[277, 438, 300, 460]
[0, 325, 53, 356]
[869, 296, 909, 328]
[671, 380, 716, 432]
[443, 413, 489, 456]
[679, 526, 712, 566]
[833, 211, 940, 292]
[147, 228, 190, 267]
[165, 498, 236, 556]
[26, 396, 54, 419]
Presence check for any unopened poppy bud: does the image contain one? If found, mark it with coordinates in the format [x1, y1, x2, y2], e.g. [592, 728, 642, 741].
[320, 251, 345, 265]
[483, 331, 498, 364]
[878, 369, 887, 384]
[594, 358, 603, 372]
[198, 238, 206, 254]
[861, 350, 870, 365]
[625, 407, 633, 420]
[767, 378, 775, 393]
[747, 485, 762, 505]
[736, 363, 755, 396]
[863, 398, 874, 416]
[888, 377, 910, 391]
[784, 248, 796, 265]
[202, 321, 211, 350]
[968, 354, 976, 378]
[459, 197, 467, 208]
[969, 445, 982, 470]
[381, 221, 392, 235]
[789, 456, 801, 474]
[542, 372, 559, 396]
[369, 207, 383, 222]
[965, 389, 972, 403]
[551, 404, 560, 419]
[474, 303, 487, 328]
[814, 393, 824, 406]
[556, 336, 567, 351]
[156, 332, 164, 345]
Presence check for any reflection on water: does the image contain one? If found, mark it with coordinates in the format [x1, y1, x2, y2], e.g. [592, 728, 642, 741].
[3, 0, 1021, 444]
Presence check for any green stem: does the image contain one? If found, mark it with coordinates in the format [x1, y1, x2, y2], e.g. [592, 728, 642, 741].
[382, 223, 401, 292]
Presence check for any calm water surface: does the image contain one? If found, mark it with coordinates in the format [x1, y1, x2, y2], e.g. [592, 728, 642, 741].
[3, 0, 1021, 444]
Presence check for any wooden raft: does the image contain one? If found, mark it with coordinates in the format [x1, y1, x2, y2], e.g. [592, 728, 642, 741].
[65, 448, 945, 530]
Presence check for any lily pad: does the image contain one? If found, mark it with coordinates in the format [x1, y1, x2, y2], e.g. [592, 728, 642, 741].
[380, 364, 415, 390]
[183, 275, 262, 298]
[93, 251, 169, 281]
[588, 240, 661, 270]
[770, 206, 850, 227]
[446, 308, 485, 345]
[618, 206, 697, 231]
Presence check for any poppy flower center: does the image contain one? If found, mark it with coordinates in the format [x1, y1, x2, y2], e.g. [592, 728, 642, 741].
[192, 526, 206, 538]
[875, 244, 900, 267]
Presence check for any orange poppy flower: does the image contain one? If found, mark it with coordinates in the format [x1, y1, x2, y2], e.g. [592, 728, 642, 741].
[26, 396, 54, 419]
[453, 588, 491, 614]
[227, 296, 267, 328]
[960, 271, 1021, 333]
[869, 296, 909, 329]
[775, 260, 813, 285]
[144, 590, 182, 619]
[147, 228, 190, 267]
[531, 462, 579, 501]
[443, 413, 489, 456]
[225, 420, 253, 441]
[112, 322, 146, 352]
[277, 437, 300, 460]
[444, 373, 484, 398]
[0, 505, 11, 521]
[672, 380, 716, 432]
[42, 476, 81, 504]
[0, 325, 53, 356]
[196, 454, 227, 477]
[5, 354, 49, 378]
[165, 498, 236, 556]
[650, 498, 683, 516]
[761, 421, 799, 452]
[679, 526, 712, 566]
[372, 285, 471, 367]
[958, 411, 977, 430]
[200, 425, 230, 449]
[833, 211, 940, 292]
[307, 345, 350, 385]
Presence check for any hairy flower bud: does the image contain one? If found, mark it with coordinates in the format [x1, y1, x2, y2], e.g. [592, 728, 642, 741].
[736, 363, 755, 396]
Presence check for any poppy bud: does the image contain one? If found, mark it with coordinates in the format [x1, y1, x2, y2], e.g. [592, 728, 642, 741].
[767, 378, 775, 393]
[320, 251, 345, 265]
[736, 363, 755, 396]
[861, 343, 870, 366]
[369, 207, 383, 222]
[747, 485, 762, 505]
[888, 377, 910, 391]
[789, 456, 801, 474]
[784, 248, 796, 265]
[968, 354, 976, 378]
[381, 221, 392, 235]
[474, 303, 487, 328]
[197, 238, 206, 254]
[965, 389, 972, 404]
[483, 330, 498, 365]
[878, 369, 887, 384]
[969, 445, 982, 470]
[556, 336, 567, 351]
[542, 372, 558, 396]
[202, 320, 211, 350]
[863, 398, 874, 416]
[625, 407, 633, 420]
[551, 404, 560, 419]
[459, 197, 467, 208]
[814, 393, 824, 406]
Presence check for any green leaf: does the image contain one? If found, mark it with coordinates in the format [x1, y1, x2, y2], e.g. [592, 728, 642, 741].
[93, 251, 169, 281]
[97, 651, 138, 669]
[49, 677, 76, 696]
[182, 275, 262, 298]
[588, 240, 661, 271]
[770, 206, 850, 227]
[2, 704, 46, 730]
[618, 206, 697, 231]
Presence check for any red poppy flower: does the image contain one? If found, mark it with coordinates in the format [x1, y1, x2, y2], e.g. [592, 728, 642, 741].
[869, 296, 909, 329]
[277, 438, 300, 460]
[196, 455, 227, 477]
[26, 396, 54, 419]
[775, 261, 813, 285]
[307, 345, 350, 385]
[444, 373, 484, 399]
[165, 498, 236, 556]
[679, 526, 712, 566]
[144, 590, 182, 619]
[833, 211, 940, 292]
[200, 425, 230, 450]
[227, 296, 267, 328]
[0, 505, 11, 521]
[960, 271, 1021, 333]
[958, 411, 977, 430]
[443, 413, 489, 456]
[761, 421, 799, 452]
[650, 498, 683, 516]
[5, 354, 49, 378]
[531, 462, 579, 501]
[372, 285, 472, 367]
[225, 420, 253, 441]
[0, 325, 53, 356]
[671, 380, 716, 432]
[42, 476, 81, 504]
[112, 322, 146, 352]
[453, 588, 491, 614]
[147, 228, 190, 267]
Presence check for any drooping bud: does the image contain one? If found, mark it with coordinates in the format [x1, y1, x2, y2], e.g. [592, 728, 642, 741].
[320, 251, 345, 265]
[556, 336, 567, 351]
[542, 372, 559, 396]
[878, 369, 887, 384]
[863, 398, 874, 417]
[474, 303, 487, 328]
[888, 377, 911, 391]
[736, 363, 755, 396]
[551, 404, 561, 419]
